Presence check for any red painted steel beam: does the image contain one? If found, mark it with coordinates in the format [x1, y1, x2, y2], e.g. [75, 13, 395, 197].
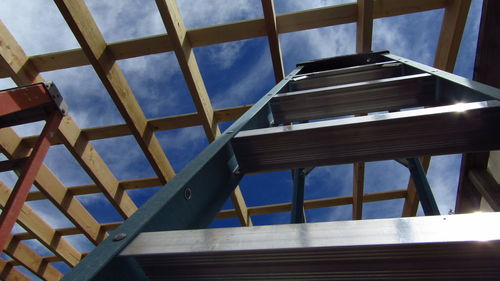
[0, 110, 63, 252]
[0, 83, 51, 117]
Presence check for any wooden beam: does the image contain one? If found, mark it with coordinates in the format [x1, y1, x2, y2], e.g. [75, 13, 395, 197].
[0, 19, 134, 235]
[403, 0, 470, 215]
[0, 24, 106, 245]
[0, 0, 449, 79]
[54, 0, 176, 184]
[155, 0, 252, 227]
[402, 156, 431, 216]
[14, 222, 121, 241]
[27, 177, 161, 201]
[22, 105, 252, 147]
[57, 116, 137, 218]
[0, 182, 82, 267]
[0, 21, 43, 85]
[434, 0, 472, 72]
[356, 0, 374, 53]
[245, 189, 407, 217]
[4, 236, 63, 281]
[155, 0, 219, 141]
[0, 128, 106, 244]
[261, 0, 285, 82]
[0, 258, 31, 281]
[352, 162, 365, 220]
[468, 169, 500, 211]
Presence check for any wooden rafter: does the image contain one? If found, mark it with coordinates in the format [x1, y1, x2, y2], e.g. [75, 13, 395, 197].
[0, 0, 449, 79]
[26, 177, 162, 201]
[21, 105, 252, 147]
[54, 0, 176, 184]
[0, 128, 107, 244]
[0, 0, 486, 277]
[261, 0, 285, 82]
[402, 0, 471, 216]
[434, 0, 472, 72]
[0, 258, 31, 281]
[356, 0, 374, 53]
[0, 182, 82, 267]
[352, 0, 373, 220]
[155, 0, 252, 227]
[4, 236, 63, 281]
[0, 19, 137, 224]
[57, 117, 137, 218]
[155, 0, 219, 142]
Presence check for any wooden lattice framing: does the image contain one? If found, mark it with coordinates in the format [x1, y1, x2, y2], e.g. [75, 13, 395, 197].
[0, 0, 488, 279]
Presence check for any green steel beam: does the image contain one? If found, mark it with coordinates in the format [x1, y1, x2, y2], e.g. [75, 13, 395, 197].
[61, 67, 303, 281]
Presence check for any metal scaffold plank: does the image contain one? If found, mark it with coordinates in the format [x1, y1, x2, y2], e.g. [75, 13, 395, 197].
[120, 212, 500, 280]
[271, 73, 436, 123]
[233, 101, 500, 173]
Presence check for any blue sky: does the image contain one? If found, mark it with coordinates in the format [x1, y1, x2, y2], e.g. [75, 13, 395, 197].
[0, 0, 485, 278]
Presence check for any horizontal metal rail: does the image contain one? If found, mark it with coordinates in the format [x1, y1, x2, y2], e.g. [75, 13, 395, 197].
[234, 100, 500, 173]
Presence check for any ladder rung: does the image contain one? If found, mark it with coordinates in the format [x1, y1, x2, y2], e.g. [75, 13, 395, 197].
[234, 101, 500, 173]
[295, 60, 399, 78]
[290, 61, 403, 91]
[271, 73, 435, 123]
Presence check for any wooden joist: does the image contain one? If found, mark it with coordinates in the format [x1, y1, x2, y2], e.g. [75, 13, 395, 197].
[54, 0, 176, 184]
[402, 0, 471, 214]
[57, 116, 137, 218]
[0, 0, 449, 78]
[155, 0, 252, 227]
[261, 0, 285, 82]
[0, 128, 107, 245]
[4, 236, 63, 281]
[26, 177, 162, 201]
[0, 182, 82, 267]
[155, 0, 219, 142]
[356, 0, 374, 53]
[468, 169, 500, 211]
[434, 0, 472, 72]
[0, 258, 31, 281]
[0, 24, 107, 245]
[21, 105, 252, 147]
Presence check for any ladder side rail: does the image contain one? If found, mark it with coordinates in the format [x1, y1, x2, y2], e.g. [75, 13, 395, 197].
[60, 67, 303, 281]
[385, 53, 500, 102]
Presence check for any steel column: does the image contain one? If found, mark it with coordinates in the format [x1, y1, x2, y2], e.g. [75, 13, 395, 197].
[0, 110, 63, 251]
[291, 168, 306, 223]
[406, 157, 440, 216]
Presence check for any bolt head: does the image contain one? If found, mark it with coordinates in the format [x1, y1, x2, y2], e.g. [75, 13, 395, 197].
[112, 232, 127, 241]
[184, 187, 192, 200]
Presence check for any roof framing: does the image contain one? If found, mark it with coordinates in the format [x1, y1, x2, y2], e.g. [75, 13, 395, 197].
[0, 0, 483, 278]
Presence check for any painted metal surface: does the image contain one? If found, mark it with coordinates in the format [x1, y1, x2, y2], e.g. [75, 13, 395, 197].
[121, 213, 500, 280]
[60, 68, 302, 281]
[406, 157, 440, 215]
[0, 82, 67, 128]
[61, 51, 500, 280]
[0, 110, 63, 251]
[291, 168, 305, 223]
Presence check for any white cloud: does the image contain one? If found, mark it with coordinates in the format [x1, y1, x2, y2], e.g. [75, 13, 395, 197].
[177, 0, 262, 29]
[0, 0, 79, 55]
